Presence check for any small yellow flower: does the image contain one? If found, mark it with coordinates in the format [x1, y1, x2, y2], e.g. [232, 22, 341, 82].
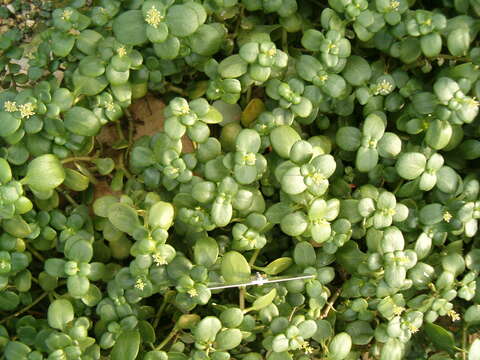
[375, 79, 394, 95]
[242, 153, 256, 164]
[61, 9, 73, 21]
[187, 288, 198, 297]
[68, 29, 80, 36]
[318, 74, 329, 83]
[4, 101, 18, 112]
[145, 6, 163, 28]
[311, 172, 325, 184]
[117, 47, 127, 57]
[448, 310, 460, 322]
[407, 323, 419, 333]
[135, 278, 145, 290]
[393, 305, 404, 316]
[19, 103, 35, 119]
[301, 341, 314, 355]
[389, 0, 401, 11]
[443, 211, 452, 223]
[266, 48, 276, 57]
[152, 253, 167, 266]
[105, 102, 115, 112]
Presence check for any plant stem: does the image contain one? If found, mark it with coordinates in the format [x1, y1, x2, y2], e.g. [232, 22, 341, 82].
[125, 108, 135, 147]
[27, 244, 45, 262]
[115, 121, 126, 141]
[320, 287, 341, 319]
[249, 249, 261, 266]
[61, 156, 96, 164]
[462, 325, 468, 360]
[153, 292, 173, 329]
[166, 84, 187, 96]
[282, 29, 288, 54]
[155, 327, 178, 351]
[239, 287, 246, 310]
[62, 191, 79, 206]
[0, 292, 48, 325]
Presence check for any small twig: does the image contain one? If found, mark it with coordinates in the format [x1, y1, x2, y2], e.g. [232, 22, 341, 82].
[0, 292, 48, 325]
[320, 287, 341, 319]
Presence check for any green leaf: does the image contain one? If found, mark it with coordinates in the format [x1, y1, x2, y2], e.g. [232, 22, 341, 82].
[167, 4, 202, 37]
[221, 251, 251, 283]
[108, 202, 142, 235]
[0, 291, 19, 311]
[356, 147, 378, 173]
[64, 106, 101, 136]
[270, 125, 301, 159]
[194, 236, 219, 267]
[281, 166, 307, 195]
[424, 322, 456, 354]
[25, 154, 65, 192]
[469, 339, 480, 360]
[329, 332, 352, 360]
[236, 128, 261, 153]
[250, 288, 277, 311]
[218, 55, 248, 79]
[262, 257, 293, 275]
[113, 10, 147, 46]
[363, 113, 386, 140]
[214, 328, 242, 351]
[0, 111, 21, 137]
[294, 242, 316, 267]
[396, 152, 426, 180]
[48, 299, 74, 330]
[63, 168, 89, 191]
[280, 211, 308, 236]
[336, 127, 361, 151]
[448, 28, 470, 57]
[4, 341, 31, 359]
[111, 330, 141, 360]
[194, 316, 222, 343]
[148, 201, 174, 229]
[342, 56, 371, 86]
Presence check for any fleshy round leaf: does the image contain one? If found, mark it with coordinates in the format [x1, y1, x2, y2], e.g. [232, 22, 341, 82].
[113, 10, 147, 45]
[221, 251, 251, 283]
[111, 330, 141, 360]
[108, 203, 142, 235]
[64, 106, 101, 136]
[25, 154, 65, 192]
[396, 152, 426, 180]
[48, 299, 74, 330]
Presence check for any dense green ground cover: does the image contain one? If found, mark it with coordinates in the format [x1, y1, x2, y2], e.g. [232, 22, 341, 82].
[1, 0, 480, 359]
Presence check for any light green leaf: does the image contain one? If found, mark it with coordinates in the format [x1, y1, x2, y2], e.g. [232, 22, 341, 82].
[48, 299, 74, 330]
[250, 288, 277, 311]
[25, 154, 65, 192]
[111, 330, 141, 360]
[108, 203, 142, 235]
[221, 251, 251, 283]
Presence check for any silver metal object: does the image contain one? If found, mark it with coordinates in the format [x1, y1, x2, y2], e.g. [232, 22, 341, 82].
[207, 272, 315, 290]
